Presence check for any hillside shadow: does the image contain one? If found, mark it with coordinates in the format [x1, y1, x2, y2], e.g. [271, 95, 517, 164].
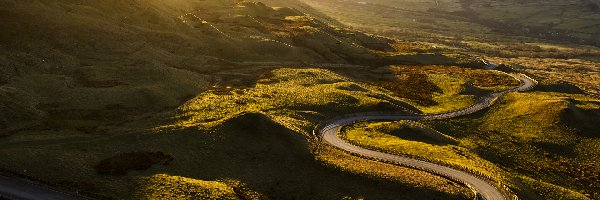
[387, 126, 456, 146]
[533, 82, 585, 94]
[159, 113, 470, 200]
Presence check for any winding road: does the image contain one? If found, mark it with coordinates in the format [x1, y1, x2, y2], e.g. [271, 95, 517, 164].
[0, 69, 536, 200]
[315, 72, 536, 200]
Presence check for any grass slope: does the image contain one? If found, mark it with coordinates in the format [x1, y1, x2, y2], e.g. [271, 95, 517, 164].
[342, 91, 600, 199]
[2, 0, 440, 135]
[0, 67, 474, 199]
[169, 68, 418, 132]
[298, 0, 600, 46]
[135, 174, 265, 200]
[369, 65, 519, 113]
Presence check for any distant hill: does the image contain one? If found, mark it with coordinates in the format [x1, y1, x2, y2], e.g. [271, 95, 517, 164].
[0, 0, 405, 133]
[298, 0, 600, 46]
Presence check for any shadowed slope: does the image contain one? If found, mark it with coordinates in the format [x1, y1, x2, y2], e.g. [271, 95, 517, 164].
[1, 0, 423, 134]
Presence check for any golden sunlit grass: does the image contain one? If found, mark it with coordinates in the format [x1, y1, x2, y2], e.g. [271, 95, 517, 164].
[488, 57, 600, 96]
[167, 68, 412, 133]
[341, 91, 600, 199]
[516, 176, 589, 200]
[371, 65, 520, 113]
[4, 0, 599, 200]
[423, 73, 476, 113]
[1, 65, 507, 200]
[315, 145, 474, 199]
[169, 65, 517, 132]
[2, 108, 478, 200]
[135, 174, 265, 200]
[478, 92, 575, 139]
[341, 120, 510, 185]
[298, 0, 600, 55]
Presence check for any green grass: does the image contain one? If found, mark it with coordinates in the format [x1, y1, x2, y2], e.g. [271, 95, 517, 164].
[342, 91, 600, 199]
[170, 65, 517, 133]
[488, 57, 600, 96]
[0, 67, 478, 199]
[369, 65, 519, 113]
[449, 92, 600, 199]
[341, 120, 510, 186]
[2, 0, 436, 133]
[0, 111, 474, 200]
[472, 0, 600, 37]
[297, 0, 600, 59]
[168, 68, 415, 132]
[516, 176, 589, 200]
[135, 174, 265, 200]
[2, 1, 598, 199]
[315, 144, 473, 200]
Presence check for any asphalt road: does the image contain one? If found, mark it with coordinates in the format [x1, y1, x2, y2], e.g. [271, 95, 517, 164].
[316, 72, 536, 200]
[0, 71, 535, 200]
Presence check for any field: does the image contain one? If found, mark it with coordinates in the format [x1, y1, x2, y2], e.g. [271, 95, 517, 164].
[267, 3, 600, 198]
[0, 67, 480, 199]
[368, 65, 520, 113]
[341, 91, 600, 199]
[135, 174, 266, 200]
[0, 0, 479, 199]
[1, 0, 600, 199]
[168, 68, 417, 132]
[0, 0, 471, 136]
[294, 0, 600, 47]
[284, 0, 600, 66]
[487, 57, 600, 97]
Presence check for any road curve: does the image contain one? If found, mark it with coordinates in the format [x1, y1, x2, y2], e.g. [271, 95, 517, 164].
[316, 72, 536, 200]
[0, 71, 535, 200]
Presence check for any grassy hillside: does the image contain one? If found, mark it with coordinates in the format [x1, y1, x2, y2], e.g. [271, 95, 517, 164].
[298, 0, 600, 46]
[0, 67, 476, 199]
[291, 5, 600, 199]
[0, 0, 481, 199]
[2, 0, 598, 199]
[488, 57, 600, 97]
[0, 0, 474, 135]
[294, 0, 600, 69]
[366, 65, 519, 113]
[168, 68, 421, 132]
[135, 174, 266, 200]
[342, 91, 600, 199]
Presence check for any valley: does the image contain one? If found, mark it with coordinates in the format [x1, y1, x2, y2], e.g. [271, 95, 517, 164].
[1, 0, 599, 199]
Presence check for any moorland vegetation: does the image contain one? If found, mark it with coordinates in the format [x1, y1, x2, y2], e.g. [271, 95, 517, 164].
[0, 0, 599, 199]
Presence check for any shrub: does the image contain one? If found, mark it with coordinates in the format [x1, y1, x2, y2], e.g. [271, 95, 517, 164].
[371, 71, 442, 106]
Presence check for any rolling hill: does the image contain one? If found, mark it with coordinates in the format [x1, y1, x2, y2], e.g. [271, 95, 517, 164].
[0, 1, 476, 199]
[1, 0, 599, 199]
[0, 0, 430, 135]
